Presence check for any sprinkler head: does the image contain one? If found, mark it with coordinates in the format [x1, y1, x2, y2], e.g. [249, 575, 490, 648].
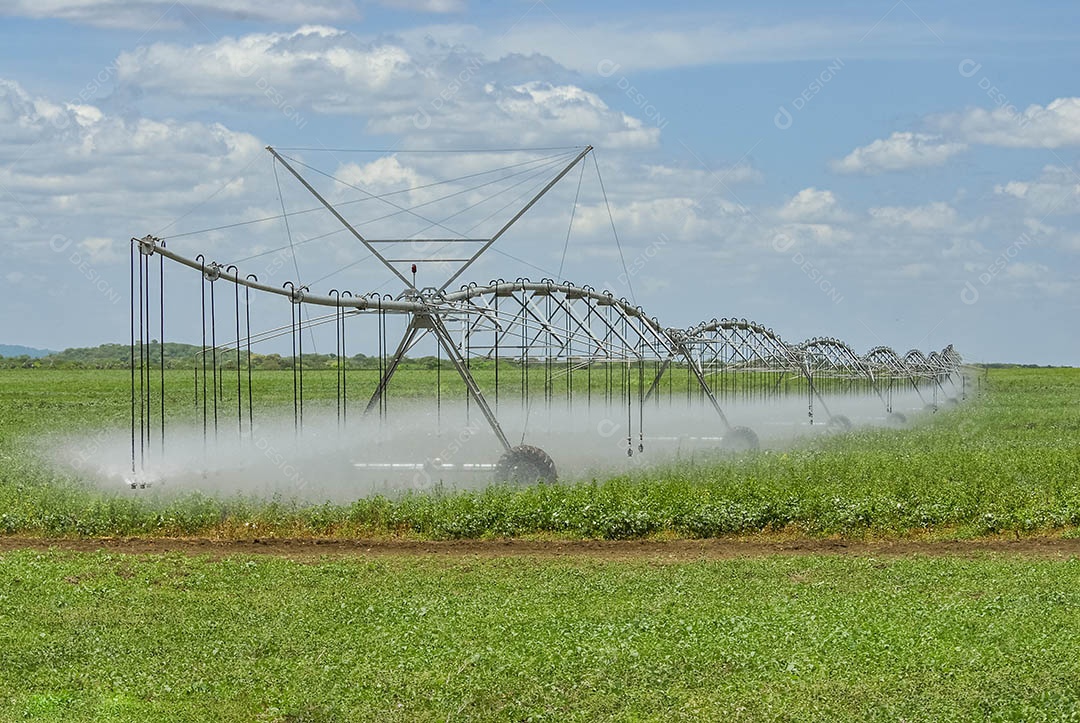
[124, 472, 158, 490]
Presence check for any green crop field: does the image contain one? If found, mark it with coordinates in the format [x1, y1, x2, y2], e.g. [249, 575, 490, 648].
[2, 550, 1080, 721]
[1, 367, 1080, 720]
[0, 366, 1078, 539]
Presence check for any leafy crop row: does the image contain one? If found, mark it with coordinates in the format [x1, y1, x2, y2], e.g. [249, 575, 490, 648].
[0, 367, 1077, 539]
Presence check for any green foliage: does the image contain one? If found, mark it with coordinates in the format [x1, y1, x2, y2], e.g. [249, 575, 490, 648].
[0, 367, 1078, 539]
[1, 368, 1079, 719]
[0, 341, 462, 372]
[1, 551, 1080, 720]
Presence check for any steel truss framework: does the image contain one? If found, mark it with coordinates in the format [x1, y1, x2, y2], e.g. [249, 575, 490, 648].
[128, 145, 964, 483]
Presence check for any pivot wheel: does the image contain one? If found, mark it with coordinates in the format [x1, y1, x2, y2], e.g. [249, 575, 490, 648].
[886, 412, 907, 428]
[720, 426, 759, 452]
[494, 445, 557, 484]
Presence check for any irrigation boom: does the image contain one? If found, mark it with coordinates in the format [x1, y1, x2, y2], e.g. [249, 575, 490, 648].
[127, 145, 964, 487]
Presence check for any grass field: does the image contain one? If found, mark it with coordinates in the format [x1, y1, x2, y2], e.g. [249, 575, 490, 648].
[0, 366, 1078, 539]
[2, 367, 1079, 720]
[2, 549, 1079, 721]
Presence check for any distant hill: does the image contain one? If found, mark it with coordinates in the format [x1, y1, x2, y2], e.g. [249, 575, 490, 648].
[0, 344, 55, 358]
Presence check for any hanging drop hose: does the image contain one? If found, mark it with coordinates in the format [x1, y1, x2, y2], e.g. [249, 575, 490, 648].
[566, 296, 573, 412]
[197, 255, 208, 446]
[298, 290, 304, 432]
[623, 314, 632, 457]
[245, 274, 257, 437]
[654, 359, 660, 409]
[686, 347, 691, 409]
[638, 338, 645, 453]
[494, 292, 500, 414]
[138, 248, 145, 462]
[338, 291, 344, 430]
[129, 241, 137, 475]
[159, 248, 166, 452]
[585, 299, 593, 414]
[342, 290, 352, 427]
[605, 304, 612, 407]
[285, 282, 299, 434]
[516, 281, 533, 446]
[668, 353, 673, 405]
[147, 252, 154, 451]
[380, 295, 389, 419]
[545, 291, 553, 411]
[520, 288, 527, 419]
[140, 250, 149, 457]
[436, 322, 442, 435]
[331, 289, 342, 431]
[228, 265, 241, 438]
[464, 306, 471, 426]
[375, 294, 384, 421]
[137, 245, 145, 464]
[210, 271, 219, 441]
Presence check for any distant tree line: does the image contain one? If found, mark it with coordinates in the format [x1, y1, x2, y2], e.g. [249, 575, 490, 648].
[0, 342, 465, 371]
[978, 363, 1062, 369]
[2, 345, 1064, 371]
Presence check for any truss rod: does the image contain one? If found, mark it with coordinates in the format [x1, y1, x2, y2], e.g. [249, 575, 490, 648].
[266, 146, 416, 290]
[439, 146, 593, 292]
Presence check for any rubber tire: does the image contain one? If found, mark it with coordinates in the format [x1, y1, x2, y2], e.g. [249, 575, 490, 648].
[721, 426, 760, 452]
[924, 403, 939, 413]
[827, 414, 852, 431]
[944, 397, 960, 408]
[494, 445, 557, 484]
[886, 412, 907, 428]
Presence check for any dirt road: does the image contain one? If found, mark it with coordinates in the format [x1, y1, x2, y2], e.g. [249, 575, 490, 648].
[2, 535, 1079, 561]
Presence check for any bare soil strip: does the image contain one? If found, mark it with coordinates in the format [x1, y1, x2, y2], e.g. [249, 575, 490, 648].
[2, 536, 1079, 561]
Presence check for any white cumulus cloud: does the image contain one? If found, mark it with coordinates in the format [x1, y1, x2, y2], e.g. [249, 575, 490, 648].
[831, 132, 968, 175]
[994, 165, 1080, 215]
[868, 202, 961, 232]
[0, 0, 361, 29]
[114, 27, 657, 149]
[778, 187, 847, 223]
[932, 97, 1080, 149]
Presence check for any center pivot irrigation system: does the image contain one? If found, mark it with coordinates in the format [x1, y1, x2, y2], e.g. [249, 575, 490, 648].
[128, 144, 964, 488]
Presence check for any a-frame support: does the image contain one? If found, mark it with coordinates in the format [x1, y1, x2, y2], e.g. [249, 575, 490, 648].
[641, 345, 733, 431]
[428, 313, 512, 453]
[364, 318, 425, 416]
[675, 343, 732, 431]
[642, 355, 673, 404]
[364, 313, 513, 453]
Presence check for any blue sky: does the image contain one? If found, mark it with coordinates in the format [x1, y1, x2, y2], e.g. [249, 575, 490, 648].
[1, 0, 1077, 363]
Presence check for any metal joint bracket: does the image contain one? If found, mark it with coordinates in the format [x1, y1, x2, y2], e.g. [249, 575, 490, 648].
[137, 235, 159, 256]
[203, 262, 222, 282]
[284, 283, 307, 303]
[419, 287, 445, 303]
[413, 313, 437, 330]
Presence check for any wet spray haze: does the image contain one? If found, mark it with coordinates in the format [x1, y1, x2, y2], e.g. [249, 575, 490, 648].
[49, 386, 940, 504]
